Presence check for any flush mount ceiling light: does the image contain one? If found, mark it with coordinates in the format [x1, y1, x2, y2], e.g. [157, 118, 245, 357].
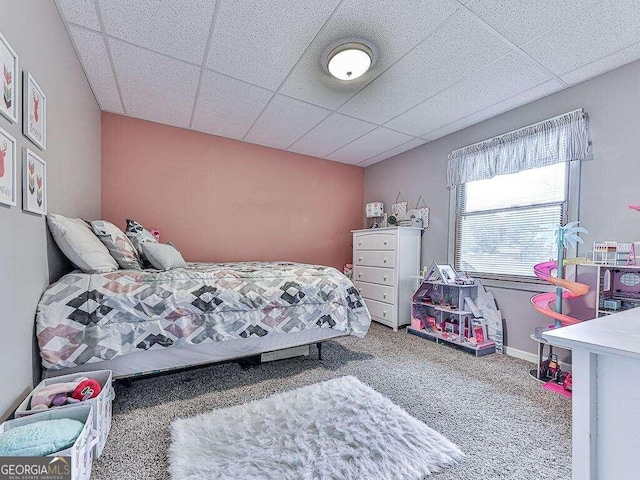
[326, 42, 373, 81]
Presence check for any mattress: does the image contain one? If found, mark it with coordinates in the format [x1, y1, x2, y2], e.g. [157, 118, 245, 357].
[37, 261, 371, 372]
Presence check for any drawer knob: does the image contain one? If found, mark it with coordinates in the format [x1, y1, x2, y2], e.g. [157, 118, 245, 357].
[358, 273, 362, 278]
[358, 242, 362, 246]
[383, 241, 387, 245]
[358, 257, 362, 262]
[383, 293, 387, 299]
[383, 258, 387, 263]
[383, 311, 387, 317]
[383, 276, 387, 281]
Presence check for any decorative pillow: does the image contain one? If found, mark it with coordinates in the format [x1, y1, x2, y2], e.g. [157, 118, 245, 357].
[125, 218, 158, 264]
[142, 243, 187, 271]
[91, 220, 142, 270]
[47, 214, 119, 274]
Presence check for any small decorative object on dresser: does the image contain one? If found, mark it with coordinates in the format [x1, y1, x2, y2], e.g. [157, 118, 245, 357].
[352, 227, 422, 331]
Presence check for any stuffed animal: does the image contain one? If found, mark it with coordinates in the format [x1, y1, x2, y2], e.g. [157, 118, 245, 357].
[28, 377, 101, 411]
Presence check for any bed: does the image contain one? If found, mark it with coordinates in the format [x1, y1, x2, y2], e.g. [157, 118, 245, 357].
[36, 261, 371, 378]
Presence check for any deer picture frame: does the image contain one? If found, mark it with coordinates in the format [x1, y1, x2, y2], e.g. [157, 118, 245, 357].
[23, 71, 46, 151]
[0, 125, 17, 207]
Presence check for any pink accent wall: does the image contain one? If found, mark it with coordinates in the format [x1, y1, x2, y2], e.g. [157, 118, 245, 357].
[101, 113, 364, 269]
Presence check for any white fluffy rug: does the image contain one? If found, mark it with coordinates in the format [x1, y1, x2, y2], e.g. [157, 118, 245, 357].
[169, 376, 463, 479]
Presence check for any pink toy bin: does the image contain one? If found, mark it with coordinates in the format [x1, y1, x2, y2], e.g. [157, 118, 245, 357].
[1, 405, 97, 480]
[14, 370, 114, 458]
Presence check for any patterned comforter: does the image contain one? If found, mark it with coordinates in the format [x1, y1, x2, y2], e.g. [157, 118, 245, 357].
[36, 262, 371, 370]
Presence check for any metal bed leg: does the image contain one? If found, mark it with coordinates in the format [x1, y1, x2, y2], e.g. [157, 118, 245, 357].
[317, 342, 322, 360]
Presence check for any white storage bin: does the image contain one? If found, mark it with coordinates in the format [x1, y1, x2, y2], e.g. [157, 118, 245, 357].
[15, 370, 114, 458]
[0, 405, 98, 480]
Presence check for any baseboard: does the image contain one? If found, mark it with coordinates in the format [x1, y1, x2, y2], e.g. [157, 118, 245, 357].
[504, 346, 537, 364]
[1, 385, 32, 423]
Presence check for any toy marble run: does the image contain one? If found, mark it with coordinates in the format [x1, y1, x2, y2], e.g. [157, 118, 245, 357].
[531, 222, 590, 328]
[531, 260, 589, 326]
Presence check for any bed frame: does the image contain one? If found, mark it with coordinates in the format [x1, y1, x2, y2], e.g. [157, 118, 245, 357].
[43, 329, 347, 382]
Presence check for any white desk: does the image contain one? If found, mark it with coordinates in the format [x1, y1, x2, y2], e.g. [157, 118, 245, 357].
[543, 309, 640, 480]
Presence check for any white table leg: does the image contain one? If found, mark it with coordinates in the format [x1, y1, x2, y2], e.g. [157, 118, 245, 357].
[572, 348, 597, 480]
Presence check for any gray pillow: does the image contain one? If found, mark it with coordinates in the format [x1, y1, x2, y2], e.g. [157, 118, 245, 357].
[91, 220, 142, 270]
[141, 243, 187, 271]
[125, 218, 158, 266]
[47, 214, 119, 274]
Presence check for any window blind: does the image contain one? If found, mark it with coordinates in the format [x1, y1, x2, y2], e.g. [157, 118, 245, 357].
[455, 162, 567, 279]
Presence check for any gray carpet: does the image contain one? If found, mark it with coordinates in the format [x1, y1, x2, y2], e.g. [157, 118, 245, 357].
[92, 323, 571, 480]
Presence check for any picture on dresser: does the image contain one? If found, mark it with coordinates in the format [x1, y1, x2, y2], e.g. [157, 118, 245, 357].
[0, 31, 18, 123]
[0, 125, 17, 206]
[23, 72, 46, 150]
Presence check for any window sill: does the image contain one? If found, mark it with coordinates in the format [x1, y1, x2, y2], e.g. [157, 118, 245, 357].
[476, 277, 556, 293]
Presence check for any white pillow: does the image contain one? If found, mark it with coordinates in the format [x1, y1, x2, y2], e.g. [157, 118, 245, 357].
[47, 214, 119, 273]
[141, 243, 187, 271]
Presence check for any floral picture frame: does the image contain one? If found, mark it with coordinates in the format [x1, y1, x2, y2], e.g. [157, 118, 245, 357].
[0, 31, 19, 123]
[23, 72, 46, 150]
[23, 147, 46, 215]
[0, 125, 17, 206]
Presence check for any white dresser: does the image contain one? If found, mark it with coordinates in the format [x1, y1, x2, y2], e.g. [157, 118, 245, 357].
[352, 227, 422, 331]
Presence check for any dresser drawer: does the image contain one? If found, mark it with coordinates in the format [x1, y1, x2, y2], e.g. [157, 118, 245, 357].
[354, 281, 394, 304]
[364, 298, 397, 326]
[353, 233, 395, 251]
[354, 250, 395, 268]
[353, 266, 395, 286]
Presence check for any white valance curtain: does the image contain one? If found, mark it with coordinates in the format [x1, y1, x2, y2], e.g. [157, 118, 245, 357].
[446, 109, 590, 189]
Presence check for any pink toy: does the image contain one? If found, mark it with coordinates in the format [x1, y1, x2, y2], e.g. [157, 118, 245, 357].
[28, 377, 101, 410]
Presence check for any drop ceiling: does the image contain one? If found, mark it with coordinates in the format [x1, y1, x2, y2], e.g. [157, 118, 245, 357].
[56, 0, 640, 167]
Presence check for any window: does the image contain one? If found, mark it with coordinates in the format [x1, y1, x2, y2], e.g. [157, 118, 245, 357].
[454, 162, 568, 279]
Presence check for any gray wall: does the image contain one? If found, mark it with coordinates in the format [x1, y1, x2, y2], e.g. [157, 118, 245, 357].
[0, 1, 101, 419]
[365, 59, 640, 357]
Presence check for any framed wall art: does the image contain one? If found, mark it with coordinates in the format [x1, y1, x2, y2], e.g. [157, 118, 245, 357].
[23, 147, 46, 215]
[0, 125, 17, 206]
[23, 72, 46, 150]
[0, 31, 19, 123]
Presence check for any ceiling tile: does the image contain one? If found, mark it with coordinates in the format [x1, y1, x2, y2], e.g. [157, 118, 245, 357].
[288, 113, 376, 158]
[244, 95, 330, 150]
[326, 127, 414, 164]
[522, 0, 640, 75]
[421, 79, 565, 142]
[468, 0, 600, 46]
[110, 40, 200, 126]
[386, 52, 555, 137]
[98, 0, 217, 64]
[339, 12, 511, 124]
[125, 93, 194, 129]
[110, 40, 200, 97]
[207, 0, 341, 90]
[56, 0, 101, 30]
[192, 70, 273, 140]
[359, 138, 426, 167]
[280, 0, 459, 109]
[561, 42, 640, 85]
[68, 25, 122, 113]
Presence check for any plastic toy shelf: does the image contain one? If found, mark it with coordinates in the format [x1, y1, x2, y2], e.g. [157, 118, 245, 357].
[407, 326, 496, 357]
[412, 301, 472, 315]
